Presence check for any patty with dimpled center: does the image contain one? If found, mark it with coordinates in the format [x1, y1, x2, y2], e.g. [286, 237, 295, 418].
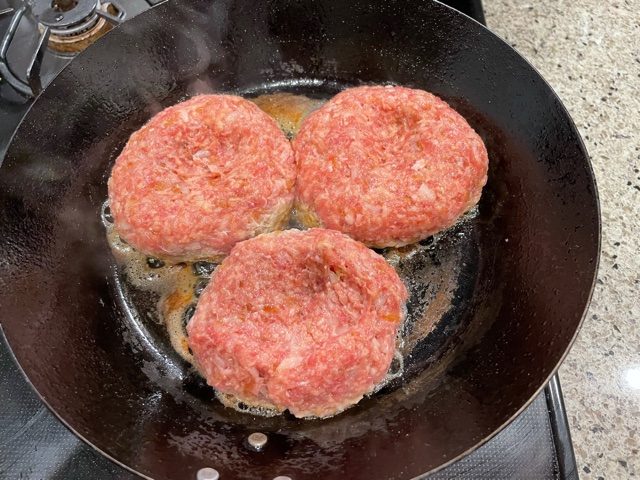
[293, 85, 489, 247]
[187, 228, 408, 418]
[108, 94, 295, 261]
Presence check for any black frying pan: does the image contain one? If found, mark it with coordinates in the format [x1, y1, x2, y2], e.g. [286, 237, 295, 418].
[0, 0, 600, 478]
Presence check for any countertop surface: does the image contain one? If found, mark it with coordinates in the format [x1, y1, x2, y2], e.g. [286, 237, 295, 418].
[485, 2, 639, 479]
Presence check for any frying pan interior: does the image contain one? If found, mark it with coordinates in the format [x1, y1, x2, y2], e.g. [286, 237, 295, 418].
[0, 0, 599, 479]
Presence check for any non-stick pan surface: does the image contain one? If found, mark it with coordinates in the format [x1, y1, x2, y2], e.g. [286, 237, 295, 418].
[0, 0, 599, 478]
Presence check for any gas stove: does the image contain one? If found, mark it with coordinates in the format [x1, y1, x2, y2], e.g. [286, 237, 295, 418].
[0, 0, 152, 158]
[0, 1, 579, 478]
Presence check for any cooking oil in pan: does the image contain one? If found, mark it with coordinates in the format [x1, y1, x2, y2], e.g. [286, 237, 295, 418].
[103, 89, 480, 418]
[251, 92, 324, 138]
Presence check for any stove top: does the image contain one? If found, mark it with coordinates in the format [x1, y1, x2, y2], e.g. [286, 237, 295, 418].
[0, 0, 151, 158]
[0, 1, 579, 478]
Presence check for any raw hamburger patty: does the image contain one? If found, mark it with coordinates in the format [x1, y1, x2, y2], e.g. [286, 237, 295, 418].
[187, 228, 408, 418]
[293, 86, 489, 247]
[108, 94, 295, 261]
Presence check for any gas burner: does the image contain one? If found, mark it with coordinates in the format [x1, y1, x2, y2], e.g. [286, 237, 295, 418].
[35, 0, 103, 33]
[0, 0, 124, 96]
[33, 0, 123, 55]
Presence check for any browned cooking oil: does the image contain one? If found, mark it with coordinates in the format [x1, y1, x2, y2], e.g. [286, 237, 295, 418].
[251, 92, 324, 138]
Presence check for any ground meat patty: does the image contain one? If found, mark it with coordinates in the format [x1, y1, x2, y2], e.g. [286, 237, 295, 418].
[293, 86, 489, 247]
[108, 94, 295, 261]
[187, 228, 408, 418]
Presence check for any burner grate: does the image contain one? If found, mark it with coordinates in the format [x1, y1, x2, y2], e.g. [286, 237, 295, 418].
[0, 0, 123, 96]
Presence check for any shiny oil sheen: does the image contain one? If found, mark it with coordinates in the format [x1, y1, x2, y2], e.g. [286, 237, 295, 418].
[0, 0, 599, 479]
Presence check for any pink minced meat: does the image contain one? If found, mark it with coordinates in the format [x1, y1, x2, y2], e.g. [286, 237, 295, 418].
[187, 228, 408, 418]
[293, 86, 489, 247]
[108, 94, 295, 261]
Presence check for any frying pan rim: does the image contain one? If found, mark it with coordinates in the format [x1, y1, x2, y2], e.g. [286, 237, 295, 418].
[0, 0, 602, 477]
[0, 325, 152, 479]
[412, 2, 603, 476]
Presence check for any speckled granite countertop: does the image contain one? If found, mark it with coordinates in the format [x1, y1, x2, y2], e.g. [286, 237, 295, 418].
[484, 1, 639, 478]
